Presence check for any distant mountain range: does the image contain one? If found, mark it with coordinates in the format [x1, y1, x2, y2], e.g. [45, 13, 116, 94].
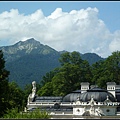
[0, 38, 104, 88]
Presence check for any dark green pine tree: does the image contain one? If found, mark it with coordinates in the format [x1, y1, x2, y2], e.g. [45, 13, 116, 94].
[0, 50, 10, 117]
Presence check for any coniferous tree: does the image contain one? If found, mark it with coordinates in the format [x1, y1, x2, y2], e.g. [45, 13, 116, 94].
[0, 50, 10, 117]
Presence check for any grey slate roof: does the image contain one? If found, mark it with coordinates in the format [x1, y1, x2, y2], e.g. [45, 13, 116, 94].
[33, 96, 63, 102]
[62, 87, 117, 102]
[80, 87, 116, 102]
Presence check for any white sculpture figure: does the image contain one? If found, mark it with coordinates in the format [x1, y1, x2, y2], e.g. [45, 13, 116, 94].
[83, 107, 86, 113]
[89, 96, 95, 107]
[89, 96, 95, 116]
[31, 81, 36, 98]
[90, 106, 95, 116]
[27, 81, 36, 103]
[24, 107, 27, 112]
[96, 107, 105, 116]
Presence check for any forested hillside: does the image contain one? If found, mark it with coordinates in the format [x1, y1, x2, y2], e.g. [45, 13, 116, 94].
[0, 38, 104, 88]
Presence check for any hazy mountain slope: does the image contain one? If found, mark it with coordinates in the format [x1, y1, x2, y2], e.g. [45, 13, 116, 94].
[0, 38, 104, 88]
[81, 53, 104, 65]
[6, 54, 60, 88]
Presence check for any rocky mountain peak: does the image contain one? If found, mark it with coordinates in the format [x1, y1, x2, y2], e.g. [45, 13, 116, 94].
[14, 38, 41, 48]
[0, 38, 58, 62]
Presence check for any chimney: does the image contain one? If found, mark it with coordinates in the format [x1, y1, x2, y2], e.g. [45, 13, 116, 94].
[107, 82, 116, 97]
[81, 82, 90, 93]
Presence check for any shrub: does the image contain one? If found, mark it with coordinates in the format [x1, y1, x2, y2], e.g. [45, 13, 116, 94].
[3, 107, 50, 119]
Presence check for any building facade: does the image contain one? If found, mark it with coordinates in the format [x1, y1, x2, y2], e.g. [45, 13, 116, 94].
[26, 81, 120, 118]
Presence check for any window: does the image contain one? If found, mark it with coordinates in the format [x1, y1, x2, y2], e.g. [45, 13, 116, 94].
[106, 109, 110, 112]
[77, 109, 80, 112]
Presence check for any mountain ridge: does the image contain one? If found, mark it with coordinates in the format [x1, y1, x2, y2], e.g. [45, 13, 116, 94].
[1, 38, 58, 62]
[0, 38, 104, 88]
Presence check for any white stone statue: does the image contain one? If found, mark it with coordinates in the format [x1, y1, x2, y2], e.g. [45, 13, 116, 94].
[96, 107, 105, 116]
[27, 81, 36, 103]
[31, 81, 36, 98]
[89, 106, 95, 116]
[24, 107, 27, 112]
[89, 96, 95, 107]
[89, 96, 95, 116]
[83, 107, 86, 112]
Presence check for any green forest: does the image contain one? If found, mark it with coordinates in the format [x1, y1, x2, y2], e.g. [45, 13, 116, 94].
[0, 50, 120, 118]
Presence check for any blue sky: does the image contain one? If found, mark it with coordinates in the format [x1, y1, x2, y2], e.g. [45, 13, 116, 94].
[0, 1, 120, 58]
[0, 1, 120, 32]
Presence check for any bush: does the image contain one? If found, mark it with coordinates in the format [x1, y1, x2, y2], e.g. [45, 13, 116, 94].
[3, 107, 50, 119]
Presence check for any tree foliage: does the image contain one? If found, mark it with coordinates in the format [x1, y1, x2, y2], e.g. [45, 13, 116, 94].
[8, 82, 25, 111]
[0, 50, 26, 117]
[38, 51, 120, 96]
[0, 50, 10, 116]
[91, 51, 120, 88]
[3, 108, 50, 119]
[38, 51, 92, 96]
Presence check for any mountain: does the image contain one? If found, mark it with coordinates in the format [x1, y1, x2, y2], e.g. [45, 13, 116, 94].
[1, 38, 61, 88]
[81, 53, 104, 65]
[0, 38, 104, 88]
[1, 38, 58, 62]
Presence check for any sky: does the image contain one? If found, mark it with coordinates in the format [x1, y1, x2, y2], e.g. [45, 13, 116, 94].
[0, 1, 120, 58]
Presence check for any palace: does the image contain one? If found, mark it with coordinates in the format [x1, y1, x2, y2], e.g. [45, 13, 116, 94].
[25, 81, 120, 119]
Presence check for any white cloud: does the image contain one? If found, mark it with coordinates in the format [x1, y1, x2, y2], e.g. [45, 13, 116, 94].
[0, 7, 119, 58]
[109, 30, 120, 52]
[48, 8, 65, 19]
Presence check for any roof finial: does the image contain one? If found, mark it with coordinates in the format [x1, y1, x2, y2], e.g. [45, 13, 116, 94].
[106, 95, 109, 100]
